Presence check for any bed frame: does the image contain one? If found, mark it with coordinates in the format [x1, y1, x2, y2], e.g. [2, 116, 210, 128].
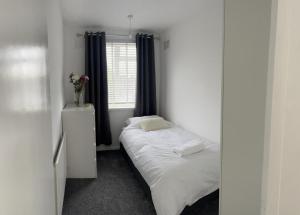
[120, 143, 219, 215]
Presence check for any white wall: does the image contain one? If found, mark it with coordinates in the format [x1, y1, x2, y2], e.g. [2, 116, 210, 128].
[262, 0, 300, 214]
[221, 0, 272, 215]
[0, 0, 56, 214]
[63, 23, 160, 150]
[159, 0, 223, 143]
[47, 0, 65, 154]
[63, 24, 85, 105]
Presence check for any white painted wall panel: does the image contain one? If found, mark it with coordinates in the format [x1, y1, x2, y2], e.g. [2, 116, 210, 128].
[262, 0, 300, 214]
[0, 0, 56, 214]
[47, 0, 65, 154]
[221, 0, 272, 215]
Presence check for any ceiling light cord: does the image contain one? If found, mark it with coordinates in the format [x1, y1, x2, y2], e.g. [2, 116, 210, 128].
[128, 14, 133, 39]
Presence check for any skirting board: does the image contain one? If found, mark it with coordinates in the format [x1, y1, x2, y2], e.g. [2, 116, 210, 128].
[97, 145, 120, 151]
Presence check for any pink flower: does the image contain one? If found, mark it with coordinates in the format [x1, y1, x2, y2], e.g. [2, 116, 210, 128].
[80, 75, 89, 81]
[69, 73, 89, 94]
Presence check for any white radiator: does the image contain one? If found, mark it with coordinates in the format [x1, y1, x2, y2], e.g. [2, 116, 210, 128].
[54, 134, 67, 215]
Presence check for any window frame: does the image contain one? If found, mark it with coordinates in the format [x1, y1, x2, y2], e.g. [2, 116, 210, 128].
[106, 39, 137, 110]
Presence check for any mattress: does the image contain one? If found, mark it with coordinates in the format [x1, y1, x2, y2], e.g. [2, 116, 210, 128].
[119, 124, 220, 215]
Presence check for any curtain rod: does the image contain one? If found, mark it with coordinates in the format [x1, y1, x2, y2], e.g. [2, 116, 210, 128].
[76, 33, 160, 40]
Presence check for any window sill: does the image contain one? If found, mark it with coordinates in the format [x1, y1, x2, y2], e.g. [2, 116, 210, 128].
[109, 107, 135, 112]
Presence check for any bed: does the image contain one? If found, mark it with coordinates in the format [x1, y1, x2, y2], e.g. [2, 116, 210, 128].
[119, 120, 220, 215]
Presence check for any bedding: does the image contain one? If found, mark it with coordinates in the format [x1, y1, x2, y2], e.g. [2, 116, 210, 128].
[125, 115, 161, 126]
[139, 118, 171, 131]
[119, 123, 220, 215]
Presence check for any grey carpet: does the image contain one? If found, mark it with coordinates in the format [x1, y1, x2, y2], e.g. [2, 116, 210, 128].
[63, 151, 219, 215]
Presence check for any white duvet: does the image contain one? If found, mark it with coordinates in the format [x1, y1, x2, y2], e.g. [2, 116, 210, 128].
[119, 125, 220, 215]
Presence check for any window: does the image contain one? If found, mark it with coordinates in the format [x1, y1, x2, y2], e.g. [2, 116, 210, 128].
[106, 42, 137, 109]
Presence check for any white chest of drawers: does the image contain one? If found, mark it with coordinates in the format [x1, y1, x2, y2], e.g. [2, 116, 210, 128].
[62, 104, 97, 178]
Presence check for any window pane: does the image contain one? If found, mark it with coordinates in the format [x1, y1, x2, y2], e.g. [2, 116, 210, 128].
[106, 42, 137, 109]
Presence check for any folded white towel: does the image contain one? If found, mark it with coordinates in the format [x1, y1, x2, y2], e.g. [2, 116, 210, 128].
[173, 139, 206, 157]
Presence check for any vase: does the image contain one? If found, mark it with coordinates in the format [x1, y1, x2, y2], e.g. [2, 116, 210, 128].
[74, 91, 82, 107]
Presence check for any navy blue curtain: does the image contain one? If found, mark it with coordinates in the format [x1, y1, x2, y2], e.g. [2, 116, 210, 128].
[134, 34, 157, 117]
[85, 32, 112, 146]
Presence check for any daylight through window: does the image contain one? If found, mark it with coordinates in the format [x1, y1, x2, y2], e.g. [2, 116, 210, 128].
[106, 42, 137, 109]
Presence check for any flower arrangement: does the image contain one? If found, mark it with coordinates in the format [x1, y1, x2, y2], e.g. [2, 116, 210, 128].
[69, 73, 89, 106]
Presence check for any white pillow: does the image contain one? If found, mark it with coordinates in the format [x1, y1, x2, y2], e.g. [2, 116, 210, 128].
[139, 118, 171, 131]
[125, 115, 161, 126]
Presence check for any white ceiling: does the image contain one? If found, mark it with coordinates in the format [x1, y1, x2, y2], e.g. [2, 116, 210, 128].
[61, 0, 209, 33]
